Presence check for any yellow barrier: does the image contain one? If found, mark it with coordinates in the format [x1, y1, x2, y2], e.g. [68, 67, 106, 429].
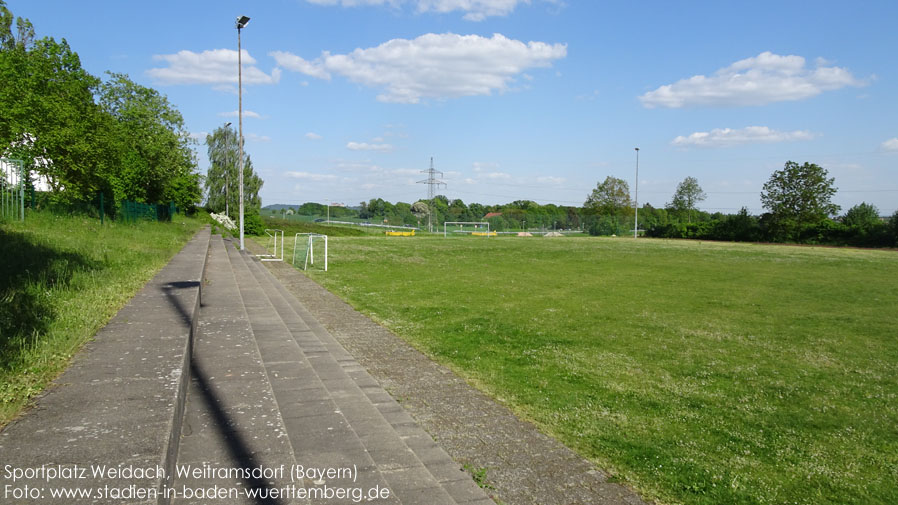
[386, 230, 416, 237]
[471, 231, 497, 236]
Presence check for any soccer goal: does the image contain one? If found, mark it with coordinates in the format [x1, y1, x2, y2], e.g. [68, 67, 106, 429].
[258, 229, 284, 261]
[443, 221, 491, 237]
[292, 233, 328, 271]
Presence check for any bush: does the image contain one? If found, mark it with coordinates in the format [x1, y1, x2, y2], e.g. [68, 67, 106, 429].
[243, 209, 265, 236]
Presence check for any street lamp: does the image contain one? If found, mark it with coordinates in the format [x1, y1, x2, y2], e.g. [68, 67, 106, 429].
[236, 15, 250, 250]
[223, 122, 231, 217]
[634, 147, 639, 239]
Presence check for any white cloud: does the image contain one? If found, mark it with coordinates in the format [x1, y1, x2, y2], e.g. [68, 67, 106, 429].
[188, 131, 208, 141]
[303, 0, 551, 21]
[536, 176, 566, 185]
[218, 110, 262, 118]
[148, 49, 281, 86]
[333, 160, 383, 172]
[305, 132, 323, 140]
[640, 51, 865, 108]
[881, 138, 898, 151]
[272, 33, 566, 103]
[347, 142, 394, 152]
[672, 126, 817, 148]
[268, 51, 332, 80]
[389, 168, 421, 176]
[246, 133, 271, 142]
[472, 161, 499, 172]
[285, 171, 339, 181]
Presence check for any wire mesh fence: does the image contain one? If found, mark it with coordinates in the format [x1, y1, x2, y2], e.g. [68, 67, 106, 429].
[21, 188, 177, 224]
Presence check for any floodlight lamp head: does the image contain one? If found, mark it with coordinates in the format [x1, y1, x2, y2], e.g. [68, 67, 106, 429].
[635, 147, 640, 151]
[236, 15, 250, 29]
[224, 122, 232, 128]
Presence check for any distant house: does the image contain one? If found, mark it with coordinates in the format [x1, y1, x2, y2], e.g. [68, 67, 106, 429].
[3, 134, 53, 191]
[483, 212, 503, 219]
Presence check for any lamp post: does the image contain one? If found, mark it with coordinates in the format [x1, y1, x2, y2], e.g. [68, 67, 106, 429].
[236, 15, 250, 250]
[224, 122, 231, 218]
[634, 147, 639, 239]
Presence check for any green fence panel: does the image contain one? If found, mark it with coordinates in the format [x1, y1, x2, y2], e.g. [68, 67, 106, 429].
[1, 158, 25, 221]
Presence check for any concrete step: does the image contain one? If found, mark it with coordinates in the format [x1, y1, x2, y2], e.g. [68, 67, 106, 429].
[172, 235, 298, 504]
[224, 240, 403, 505]
[234, 244, 491, 505]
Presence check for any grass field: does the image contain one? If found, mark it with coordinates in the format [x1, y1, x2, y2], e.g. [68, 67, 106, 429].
[0, 211, 202, 426]
[289, 233, 897, 505]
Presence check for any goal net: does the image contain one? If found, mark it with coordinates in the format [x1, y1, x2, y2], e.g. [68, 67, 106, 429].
[443, 221, 492, 237]
[292, 233, 328, 271]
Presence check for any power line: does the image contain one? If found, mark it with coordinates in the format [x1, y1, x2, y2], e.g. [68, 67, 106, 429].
[417, 157, 446, 231]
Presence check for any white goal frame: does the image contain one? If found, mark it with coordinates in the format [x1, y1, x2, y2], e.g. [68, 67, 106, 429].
[443, 221, 491, 237]
[292, 233, 328, 271]
[258, 229, 284, 261]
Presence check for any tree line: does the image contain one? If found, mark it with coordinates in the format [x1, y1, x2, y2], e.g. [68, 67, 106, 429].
[281, 161, 896, 247]
[586, 161, 898, 247]
[0, 2, 201, 214]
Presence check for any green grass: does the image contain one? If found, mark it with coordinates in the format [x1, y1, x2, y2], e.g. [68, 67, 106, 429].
[0, 211, 202, 426]
[261, 216, 381, 237]
[293, 234, 898, 505]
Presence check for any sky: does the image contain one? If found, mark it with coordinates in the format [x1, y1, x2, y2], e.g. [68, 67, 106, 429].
[8, 0, 898, 215]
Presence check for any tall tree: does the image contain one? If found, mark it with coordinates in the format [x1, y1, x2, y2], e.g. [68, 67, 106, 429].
[667, 176, 707, 223]
[761, 161, 839, 242]
[99, 73, 200, 210]
[842, 202, 880, 231]
[585, 176, 632, 216]
[205, 124, 262, 218]
[2, 35, 115, 203]
[0, 0, 33, 52]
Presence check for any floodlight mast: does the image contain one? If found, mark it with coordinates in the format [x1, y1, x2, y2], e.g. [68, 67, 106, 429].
[634, 147, 639, 239]
[236, 15, 250, 250]
[224, 122, 232, 217]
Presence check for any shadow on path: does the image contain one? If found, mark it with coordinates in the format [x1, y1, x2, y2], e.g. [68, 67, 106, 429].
[162, 280, 283, 505]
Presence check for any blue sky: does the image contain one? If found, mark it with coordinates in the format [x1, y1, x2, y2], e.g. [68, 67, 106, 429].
[9, 0, 898, 214]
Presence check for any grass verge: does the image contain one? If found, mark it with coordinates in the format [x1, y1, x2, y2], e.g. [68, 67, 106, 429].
[0, 211, 202, 427]
[290, 234, 898, 505]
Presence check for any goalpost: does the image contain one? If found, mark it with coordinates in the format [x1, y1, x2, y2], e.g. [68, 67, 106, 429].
[258, 229, 284, 261]
[292, 233, 328, 271]
[443, 221, 492, 237]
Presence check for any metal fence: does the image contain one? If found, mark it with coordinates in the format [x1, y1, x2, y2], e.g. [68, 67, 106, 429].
[118, 200, 177, 223]
[1, 158, 25, 221]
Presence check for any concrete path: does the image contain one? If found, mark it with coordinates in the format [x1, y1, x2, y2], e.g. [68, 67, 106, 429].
[173, 235, 491, 505]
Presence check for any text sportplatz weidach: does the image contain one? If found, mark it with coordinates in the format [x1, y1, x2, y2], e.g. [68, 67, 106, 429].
[3, 463, 392, 502]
